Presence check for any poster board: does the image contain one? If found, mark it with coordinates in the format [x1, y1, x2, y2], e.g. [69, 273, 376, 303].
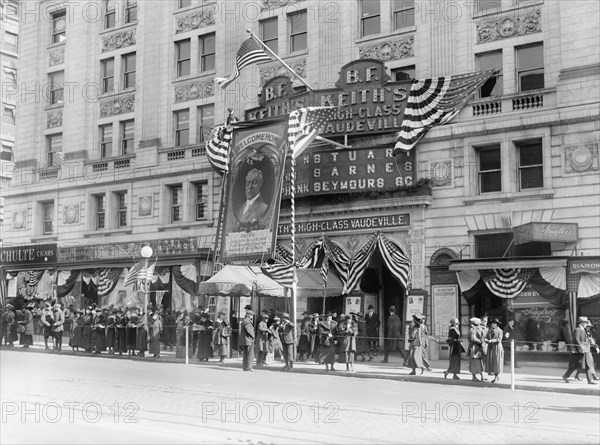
[405, 294, 424, 321]
[345, 295, 362, 315]
[432, 285, 458, 338]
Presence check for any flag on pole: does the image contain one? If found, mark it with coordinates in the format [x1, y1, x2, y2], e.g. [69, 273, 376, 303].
[206, 125, 233, 175]
[261, 262, 294, 288]
[320, 252, 330, 288]
[215, 37, 272, 89]
[394, 69, 500, 154]
[142, 258, 157, 283]
[287, 107, 339, 159]
[123, 260, 145, 287]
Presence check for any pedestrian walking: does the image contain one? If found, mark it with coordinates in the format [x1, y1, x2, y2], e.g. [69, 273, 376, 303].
[365, 305, 380, 355]
[149, 311, 163, 358]
[355, 312, 372, 361]
[317, 311, 338, 372]
[279, 313, 296, 371]
[256, 313, 270, 366]
[485, 318, 504, 384]
[339, 314, 357, 372]
[408, 314, 426, 375]
[444, 318, 464, 380]
[563, 316, 597, 384]
[575, 322, 600, 382]
[467, 317, 485, 382]
[239, 310, 255, 371]
[421, 316, 433, 371]
[381, 306, 406, 364]
[196, 313, 213, 362]
[213, 311, 230, 364]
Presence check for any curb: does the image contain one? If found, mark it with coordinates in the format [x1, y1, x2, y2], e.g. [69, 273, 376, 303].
[3, 346, 599, 396]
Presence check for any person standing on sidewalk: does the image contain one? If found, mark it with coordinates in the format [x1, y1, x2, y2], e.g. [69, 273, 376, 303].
[19, 305, 34, 349]
[339, 314, 358, 372]
[484, 318, 504, 384]
[318, 311, 338, 372]
[41, 303, 54, 351]
[365, 305, 380, 355]
[381, 306, 406, 365]
[468, 317, 485, 382]
[52, 303, 65, 352]
[408, 314, 426, 375]
[421, 316, 433, 371]
[239, 310, 255, 371]
[502, 318, 519, 368]
[563, 316, 597, 384]
[213, 311, 230, 364]
[480, 315, 489, 375]
[444, 318, 464, 380]
[255, 313, 270, 366]
[279, 313, 296, 371]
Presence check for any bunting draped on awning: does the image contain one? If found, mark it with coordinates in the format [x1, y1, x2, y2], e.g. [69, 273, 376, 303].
[479, 268, 536, 299]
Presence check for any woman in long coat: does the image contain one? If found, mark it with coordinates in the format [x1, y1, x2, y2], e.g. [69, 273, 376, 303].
[355, 313, 372, 361]
[70, 311, 83, 352]
[136, 311, 149, 357]
[339, 315, 358, 372]
[81, 308, 94, 352]
[468, 317, 485, 382]
[485, 318, 504, 383]
[213, 311, 230, 363]
[126, 312, 138, 356]
[444, 318, 464, 380]
[408, 315, 426, 375]
[196, 313, 214, 361]
[255, 314, 271, 366]
[297, 314, 312, 362]
[148, 312, 163, 358]
[114, 310, 127, 355]
[19, 306, 34, 348]
[105, 310, 117, 354]
[317, 312, 338, 372]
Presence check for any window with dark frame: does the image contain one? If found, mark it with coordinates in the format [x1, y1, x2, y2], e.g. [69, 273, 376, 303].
[47, 134, 62, 165]
[478, 145, 501, 194]
[391, 65, 415, 81]
[123, 53, 136, 89]
[175, 110, 190, 147]
[104, 0, 116, 29]
[96, 194, 106, 229]
[100, 124, 113, 158]
[49, 71, 64, 105]
[1, 145, 13, 162]
[42, 202, 54, 235]
[52, 10, 66, 44]
[5, 31, 18, 52]
[517, 43, 544, 92]
[360, 0, 380, 37]
[120, 120, 134, 155]
[195, 183, 207, 220]
[101, 58, 115, 93]
[475, 233, 514, 258]
[3, 107, 15, 126]
[288, 10, 307, 53]
[196, 104, 214, 143]
[199, 33, 215, 72]
[170, 186, 183, 223]
[179, 0, 191, 9]
[393, 0, 415, 30]
[125, 0, 137, 23]
[176, 39, 191, 77]
[117, 191, 128, 227]
[517, 140, 543, 190]
[476, 51, 503, 98]
[260, 17, 278, 54]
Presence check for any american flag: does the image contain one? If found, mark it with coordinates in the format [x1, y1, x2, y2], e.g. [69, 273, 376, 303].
[142, 258, 157, 283]
[342, 234, 378, 295]
[320, 252, 330, 288]
[206, 125, 233, 175]
[377, 234, 410, 291]
[123, 260, 144, 288]
[261, 262, 294, 288]
[274, 242, 294, 264]
[215, 37, 272, 89]
[97, 268, 122, 297]
[480, 268, 536, 299]
[394, 69, 500, 154]
[323, 237, 350, 288]
[287, 107, 338, 159]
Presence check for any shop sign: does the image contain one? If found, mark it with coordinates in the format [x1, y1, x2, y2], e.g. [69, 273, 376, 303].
[0, 243, 57, 265]
[277, 213, 410, 235]
[513, 222, 578, 245]
[569, 257, 600, 274]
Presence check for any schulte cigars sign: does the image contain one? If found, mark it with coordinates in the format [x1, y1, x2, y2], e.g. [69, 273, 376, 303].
[0, 243, 57, 265]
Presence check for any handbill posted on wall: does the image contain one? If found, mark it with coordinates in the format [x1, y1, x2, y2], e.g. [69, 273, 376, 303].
[432, 285, 458, 338]
[405, 294, 424, 321]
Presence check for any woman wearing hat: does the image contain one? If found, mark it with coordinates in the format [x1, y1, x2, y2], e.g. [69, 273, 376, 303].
[484, 318, 504, 383]
[81, 307, 95, 353]
[18, 305, 34, 349]
[256, 313, 271, 366]
[444, 318, 464, 380]
[355, 313, 373, 362]
[196, 313, 214, 362]
[339, 314, 358, 372]
[213, 311, 230, 364]
[408, 314, 427, 375]
[297, 313, 312, 362]
[318, 312, 338, 372]
[467, 317, 485, 382]
[149, 310, 163, 358]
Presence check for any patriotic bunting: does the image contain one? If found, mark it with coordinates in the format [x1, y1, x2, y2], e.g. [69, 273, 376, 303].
[342, 234, 378, 295]
[287, 107, 339, 159]
[206, 125, 233, 175]
[480, 268, 536, 299]
[378, 233, 411, 292]
[261, 262, 295, 288]
[123, 260, 145, 288]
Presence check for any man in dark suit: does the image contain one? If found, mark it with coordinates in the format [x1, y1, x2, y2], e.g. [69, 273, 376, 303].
[235, 169, 268, 225]
[279, 313, 296, 371]
[239, 310, 255, 371]
[563, 316, 596, 384]
[365, 304, 380, 354]
[381, 306, 406, 364]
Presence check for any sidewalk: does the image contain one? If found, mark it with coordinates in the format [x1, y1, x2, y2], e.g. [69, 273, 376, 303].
[3, 342, 599, 396]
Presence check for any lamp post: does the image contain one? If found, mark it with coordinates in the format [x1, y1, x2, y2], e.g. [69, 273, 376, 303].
[140, 245, 153, 310]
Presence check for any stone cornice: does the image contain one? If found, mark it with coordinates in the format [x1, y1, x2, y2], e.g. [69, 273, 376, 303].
[101, 28, 136, 53]
[559, 63, 600, 81]
[175, 5, 216, 33]
[174, 78, 215, 103]
[476, 7, 541, 43]
[358, 36, 414, 61]
[260, 0, 305, 10]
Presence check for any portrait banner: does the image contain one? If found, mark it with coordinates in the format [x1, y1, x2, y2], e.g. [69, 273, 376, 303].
[221, 121, 288, 262]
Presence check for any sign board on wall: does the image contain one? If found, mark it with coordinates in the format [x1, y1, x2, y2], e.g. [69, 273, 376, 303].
[278, 213, 410, 236]
[345, 296, 362, 315]
[513, 222, 578, 245]
[0, 243, 57, 265]
[432, 285, 459, 338]
[405, 294, 424, 321]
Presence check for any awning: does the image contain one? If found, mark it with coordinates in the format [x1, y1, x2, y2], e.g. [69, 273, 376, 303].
[198, 265, 285, 298]
[449, 257, 568, 271]
[296, 268, 344, 298]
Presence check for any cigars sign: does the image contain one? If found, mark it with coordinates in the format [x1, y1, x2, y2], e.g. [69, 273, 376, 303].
[513, 222, 578, 245]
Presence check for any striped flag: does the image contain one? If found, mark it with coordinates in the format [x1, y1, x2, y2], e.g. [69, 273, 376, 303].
[320, 252, 330, 288]
[215, 37, 272, 89]
[342, 234, 378, 295]
[206, 125, 233, 175]
[480, 268, 536, 299]
[97, 268, 122, 297]
[377, 234, 411, 291]
[123, 260, 144, 288]
[261, 262, 294, 288]
[142, 258, 157, 283]
[287, 107, 338, 159]
[394, 69, 500, 154]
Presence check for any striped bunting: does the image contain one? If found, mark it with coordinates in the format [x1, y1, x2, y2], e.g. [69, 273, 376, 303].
[261, 262, 295, 288]
[123, 260, 145, 288]
[320, 251, 330, 287]
[97, 268, 122, 297]
[323, 237, 350, 287]
[378, 234, 411, 291]
[342, 234, 378, 295]
[206, 125, 233, 175]
[215, 37, 272, 89]
[480, 268, 536, 299]
[298, 237, 324, 268]
[287, 107, 338, 159]
[274, 242, 294, 265]
[394, 69, 499, 154]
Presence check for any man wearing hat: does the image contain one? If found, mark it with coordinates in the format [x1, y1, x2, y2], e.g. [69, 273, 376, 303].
[381, 306, 406, 364]
[467, 317, 485, 382]
[279, 313, 296, 371]
[365, 304, 380, 354]
[3, 304, 17, 347]
[563, 316, 596, 384]
[309, 314, 320, 361]
[239, 310, 255, 371]
[256, 313, 270, 366]
[52, 303, 65, 352]
[297, 312, 312, 362]
[41, 303, 55, 351]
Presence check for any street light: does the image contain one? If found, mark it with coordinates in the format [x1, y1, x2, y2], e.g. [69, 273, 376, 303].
[140, 245, 153, 310]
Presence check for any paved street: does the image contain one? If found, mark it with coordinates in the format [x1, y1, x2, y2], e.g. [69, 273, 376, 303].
[1, 350, 599, 444]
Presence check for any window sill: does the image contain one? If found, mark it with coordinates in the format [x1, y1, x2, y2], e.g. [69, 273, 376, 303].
[44, 103, 65, 111]
[158, 221, 213, 232]
[385, 27, 416, 39]
[463, 188, 554, 205]
[83, 228, 132, 238]
[99, 22, 138, 36]
[172, 73, 215, 84]
[286, 49, 308, 58]
[31, 235, 58, 242]
[46, 42, 66, 51]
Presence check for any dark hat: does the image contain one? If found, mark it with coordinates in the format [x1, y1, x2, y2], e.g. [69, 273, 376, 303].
[325, 311, 332, 316]
[356, 312, 363, 318]
[389, 306, 396, 311]
[201, 312, 210, 318]
[6, 304, 14, 310]
[312, 313, 319, 317]
[344, 314, 351, 320]
[368, 305, 375, 309]
[246, 310, 255, 316]
[273, 316, 281, 322]
[261, 313, 269, 319]
[349, 311, 356, 316]
[490, 318, 502, 325]
[282, 312, 290, 319]
[244, 304, 253, 310]
[217, 311, 226, 316]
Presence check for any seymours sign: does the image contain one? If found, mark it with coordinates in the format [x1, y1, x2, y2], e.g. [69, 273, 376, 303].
[0, 243, 57, 266]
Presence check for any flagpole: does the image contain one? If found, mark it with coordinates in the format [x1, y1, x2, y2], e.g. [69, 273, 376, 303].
[290, 153, 298, 338]
[246, 29, 313, 92]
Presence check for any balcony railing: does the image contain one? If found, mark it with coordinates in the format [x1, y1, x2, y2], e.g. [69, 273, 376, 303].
[87, 154, 136, 173]
[469, 88, 555, 118]
[159, 143, 207, 162]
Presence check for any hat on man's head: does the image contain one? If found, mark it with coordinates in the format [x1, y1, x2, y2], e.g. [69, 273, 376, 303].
[578, 316, 589, 324]
[470, 317, 481, 325]
[273, 316, 281, 322]
[282, 312, 290, 319]
[312, 313, 319, 317]
[450, 318, 459, 325]
[325, 311, 332, 316]
[6, 304, 14, 310]
[368, 305, 375, 309]
[217, 311, 226, 317]
[246, 310, 254, 316]
[490, 318, 502, 326]
[356, 312, 363, 318]
[389, 306, 396, 311]
[261, 313, 269, 319]
[244, 304, 253, 310]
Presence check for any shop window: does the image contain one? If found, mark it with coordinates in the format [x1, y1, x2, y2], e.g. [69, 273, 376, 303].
[393, 0, 415, 30]
[42, 201, 54, 235]
[174, 109, 189, 147]
[120, 120, 134, 155]
[477, 145, 501, 193]
[517, 43, 544, 92]
[125, 0, 137, 23]
[196, 104, 214, 143]
[195, 182, 208, 220]
[47, 134, 62, 165]
[5, 31, 18, 52]
[391, 65, 415, 82]
[122, 53, 136, 89]
[288, 10, 307, 53]
[116, 191, 127, 227]
[475, 232, 513, 258]
[104, 0, 116, 29]
[360, 0, 380, 37]
[260, 17, 278, 54]
[175, 39, 191, 77]
[517, 139, 543, 190]
[170, 185, 183, 223]
[476, 51, 502, 97]
[51, 10, 66, 44]
[199, 33, 215, 72]
[95, 194, 106, 229]
[100, 124, 113, 158]
[101, 58, 115, 93]
[48, 71, 64, 105]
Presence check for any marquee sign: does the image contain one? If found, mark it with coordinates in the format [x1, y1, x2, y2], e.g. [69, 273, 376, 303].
[0, 243, 57, 266]
[278, 213, 410, 236]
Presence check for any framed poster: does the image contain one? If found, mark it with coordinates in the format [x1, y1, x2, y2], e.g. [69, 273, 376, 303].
[432, 285, 458, 338]
[215, 296, 231, 320]
[221, 120, 288, 262]
[345, 296, 362, 315]
[405, 294, 424, 321]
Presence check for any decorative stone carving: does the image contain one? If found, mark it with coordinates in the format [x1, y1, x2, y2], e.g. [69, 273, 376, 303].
[174, 80, 215, 103]
[101, 29, 136, 52]
[138, 195, 153, 217]
[63, 204, 80, 224]
[46, 110, 63, 129]
[564, 143, 599, 174]
[48, 47, 65, 66]
[359, 37, 414, 61]
[261, 0, 304, 9]
[99, 94, 135, 117]
[12, 210, 27, 230]
[175, 6, 216, 33]
[260, 58, 306, 86]
[476, 8, 541, 43]
[430, 160, 453, 187]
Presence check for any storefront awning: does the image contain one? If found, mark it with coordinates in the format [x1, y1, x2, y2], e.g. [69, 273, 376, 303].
[296, 268, 344, 298]
[198, 265, 286, 298]
[449, 257, 568, 271]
